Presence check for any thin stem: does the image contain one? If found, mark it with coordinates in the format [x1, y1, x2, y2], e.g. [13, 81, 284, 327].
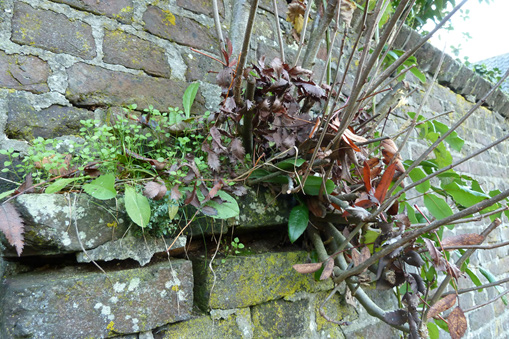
[442, 276, 509, 297]
[333, 192, 509, 285]
[272, 0, 285, 63]
[212, 0, 225, 48]
[293, 0, 314, 66]
[233, 0, 259, 104]
[426, 218, 501, 313]
[463, 289, 509, 313]
[442, 240, 509, 250]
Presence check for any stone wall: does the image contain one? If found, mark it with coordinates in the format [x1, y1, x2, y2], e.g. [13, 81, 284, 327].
[1, 1, 509, 338]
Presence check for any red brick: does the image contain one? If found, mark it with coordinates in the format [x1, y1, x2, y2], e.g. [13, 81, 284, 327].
[0, 51, 50, 93]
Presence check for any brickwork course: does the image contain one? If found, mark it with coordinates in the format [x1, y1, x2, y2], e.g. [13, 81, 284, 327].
[0, 1, 508, 338]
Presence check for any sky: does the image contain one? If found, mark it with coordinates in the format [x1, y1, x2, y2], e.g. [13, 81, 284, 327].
[426, 0, 509, 62]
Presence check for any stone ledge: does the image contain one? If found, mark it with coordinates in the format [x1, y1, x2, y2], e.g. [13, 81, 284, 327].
[0, 260, 193, 338]
[192, 251, 333, 310]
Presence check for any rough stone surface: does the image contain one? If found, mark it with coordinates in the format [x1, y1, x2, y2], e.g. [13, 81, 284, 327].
[0, 260, 193, 338]
[11, 2, 96, 59]
[50, 0, 134, 23]
[143, 5, 217, 52]
[6, 104, 92, 140]
[176, 0, 225, 17]
[0, 51, 50, 93]
[103, 29, 171, 78]
[1, 194, 129, 257]
[161, 308, 249, 338]
[251, 298, 309, 338]
[186, 188, 292, 236]
[76, 235, 187, 266]
[192, 251, 332, 310]
[66, 62, 204, 111]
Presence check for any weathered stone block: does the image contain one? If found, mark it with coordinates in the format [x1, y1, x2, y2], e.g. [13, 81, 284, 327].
[252, 298, 309, 338]
[161, 308, 250, 338]
[103, 29, 171, 78]
[50, 0, 134, 23]
[176, 0, 225, 17]
[0, 51, 50, 93]
[185, 188, 291, 236]
[0, 260, 193, 338]
[66, 62, 203, 111]
[143, 5, 217, 52]
[193, 251, 333, 310]
[1, 194, 128, 257]
[6, 104, 92, 140]
[76, 235, 187, 266]
[314, 291, 357, 335]
[11, 2, 96, 59]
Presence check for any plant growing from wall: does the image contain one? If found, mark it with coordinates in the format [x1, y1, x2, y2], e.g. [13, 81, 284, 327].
[0, 83, 242, 250]
[200, 0, 509, 338]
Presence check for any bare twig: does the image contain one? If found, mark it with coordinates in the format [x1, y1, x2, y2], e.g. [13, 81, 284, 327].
[272, 0, 285, 63]
[442, 276, 509, 297]
[233, 0, 259, 104]
[212, 0, 225, 48]
[462, 289, 509, 313]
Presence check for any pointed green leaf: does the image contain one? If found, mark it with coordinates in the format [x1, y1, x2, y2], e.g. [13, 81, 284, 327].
[168, 203, 179, 220]
[124, 185, 151, 228]
[479, 267, 508, 305]
[410, 67, 426, 83]
[83, 173, 117, 200]
[288, 204, 309, 243]
[45, 177, 83, 194]
[465, 267, 483, 292]
[427, 322, 440, 339]
[442, 182, 488, 208]
[0, 189, 15, 201]
[276, 158, 306, 170]
[182, 82, 200, 118]
[408, 167, 430, 193]
[300, 176, 335, 195]
[423, 194, 453, 221]
[203, 190, 239, 219]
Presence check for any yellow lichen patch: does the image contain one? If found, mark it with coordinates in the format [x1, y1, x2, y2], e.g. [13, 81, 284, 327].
[107, 221, 118, 228]
[161, 10, 176, 26]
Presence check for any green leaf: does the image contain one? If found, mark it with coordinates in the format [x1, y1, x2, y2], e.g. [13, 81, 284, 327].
[182, 82, 200, 118]
[465, 267, 483, 292]
[276, 158, 306, 170]
[434, 318, 449, 332]
[250, 169, 289, 184]
[124, 185, 151, 228]
[300, 176, 335, 195]
[423, 194, 453, 221]
[288, 204, 309, 243]
[479, 267, 508, 305]
[0, 189, 15, 201]
[427, 322, 440, 339]
[410, 67, 426, 83]
[203, 190, 239, 219]
[168, 203, 179, 220]
[442, 182, 488, 208]
[45, 177, 83, 194]
[408, 167, 430, 193]
[432, 120, 465, 152]
[83, 173, 117, 200]
[363, 229, 379, 253]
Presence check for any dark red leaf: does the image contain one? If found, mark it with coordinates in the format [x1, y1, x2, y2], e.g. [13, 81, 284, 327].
[383, 309, 408, 326]
[362, 161, 372, 192]
[143, 181, 167, 200]
[374, 163, 397, 203]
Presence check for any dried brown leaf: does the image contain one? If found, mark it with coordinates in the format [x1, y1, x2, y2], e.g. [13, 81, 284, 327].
[15, 173, 34, 195]
[441, 234, 484, 247]
[352, 246, 371, 273]
[340, 0, 357, 27]
[143, 181, 167, 200]
[427, 294, 457, 319]
[448, 307, 467, 339]
[286, 1, 305, 33]
[231, 138, 245, 161]
[170, 185, 182, 201]
[0, 202, 25, 256]
[320, 258, 335, 280]
[292, 262, 323, 274]
[423, 238, 444, 269]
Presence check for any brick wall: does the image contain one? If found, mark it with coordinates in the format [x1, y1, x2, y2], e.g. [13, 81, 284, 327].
[1, 1, 509, 338]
